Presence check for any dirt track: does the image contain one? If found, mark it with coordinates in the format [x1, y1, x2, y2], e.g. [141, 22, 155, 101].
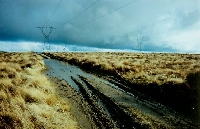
[43, 57, 199, 129]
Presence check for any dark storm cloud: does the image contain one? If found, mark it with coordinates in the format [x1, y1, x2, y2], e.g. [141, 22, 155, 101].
[0, 0, 199, 52]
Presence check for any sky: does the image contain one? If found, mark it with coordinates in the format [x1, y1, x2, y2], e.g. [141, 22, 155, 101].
[0, 0, 200, 53]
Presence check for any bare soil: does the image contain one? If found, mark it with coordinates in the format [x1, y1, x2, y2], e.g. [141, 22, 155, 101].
[43, 57, 200, 129]
[48, 77, 98, 129]
[42, 52, 200, 123]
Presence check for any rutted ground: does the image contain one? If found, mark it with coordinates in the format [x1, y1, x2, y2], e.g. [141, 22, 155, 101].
[0, 52, 77, 129]
[3, 52, 198, 128]
[43, 56, 200, 129]
[43, 52, 200, 122]
[48, 77, 99, 129]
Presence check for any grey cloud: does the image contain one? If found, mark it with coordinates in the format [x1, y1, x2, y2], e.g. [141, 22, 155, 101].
[173, 9, 200, 30]
[0, 0, 199, 52]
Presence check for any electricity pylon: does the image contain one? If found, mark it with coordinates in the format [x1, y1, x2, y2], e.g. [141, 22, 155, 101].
[137, 36, 144, 52]
[37, 27, 56, 51]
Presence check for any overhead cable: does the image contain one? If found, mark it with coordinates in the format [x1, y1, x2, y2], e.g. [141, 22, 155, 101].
[43, 0, 63, 27]
[108, 5, 200, 40]
[61, 0, 100, 27]
[76, 0, 137, 28]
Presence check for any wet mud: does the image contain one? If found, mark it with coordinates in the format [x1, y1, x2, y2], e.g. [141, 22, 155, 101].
[43, 57, 200, 129]
[78, 75, 142, 129]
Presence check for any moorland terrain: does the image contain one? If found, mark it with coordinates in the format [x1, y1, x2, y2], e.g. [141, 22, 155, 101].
[44, 52, 200, 116]
[0, 52, 77, 129]
[1, 51, 200, 129]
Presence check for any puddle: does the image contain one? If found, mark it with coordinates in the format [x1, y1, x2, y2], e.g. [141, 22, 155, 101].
[44, 59, 83, 91]
[79, 77, 112, 117]
[44, 58, 199, 127]
[44, 59, 112, 117]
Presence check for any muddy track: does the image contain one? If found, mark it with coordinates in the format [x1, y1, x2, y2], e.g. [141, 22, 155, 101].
[47, 77, 98, 129]
[71, 77, 115, 129]
[87, 74, 199, 127]
[43, 52, 200, 119]
[42, 57, 200, 129]
[77, 75, 142, 129]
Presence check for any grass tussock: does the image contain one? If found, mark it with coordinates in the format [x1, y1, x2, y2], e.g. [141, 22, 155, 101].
[44, 52, 200, 112]
[0, 52, 77, 129]
[44, 52, 200, 85]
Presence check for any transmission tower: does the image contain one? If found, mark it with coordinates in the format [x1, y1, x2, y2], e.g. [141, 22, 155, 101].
[37, 27, 56, 51]
[137, 36, 144, 52]
[73, 46, 76, 52]
[63, 46, 66, 51]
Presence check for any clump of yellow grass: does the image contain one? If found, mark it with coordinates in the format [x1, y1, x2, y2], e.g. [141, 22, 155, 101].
[0, 52, 77, 129]
[44, 52, 200, 112]
[44, 52, 200, 85]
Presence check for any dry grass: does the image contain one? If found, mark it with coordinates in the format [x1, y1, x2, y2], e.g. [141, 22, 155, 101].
[44, 52, 200, 114]
[128, 107, 171, 129]
[44, 52, 200, 85]
[0, 52, 77, 129]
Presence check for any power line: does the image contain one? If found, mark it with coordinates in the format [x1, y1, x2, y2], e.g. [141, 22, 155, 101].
[60, 0, 100, 27]
[37, 1, 198, 52]
[106, 6, 200, 41]
[37, 0, 61, 51]
[75, 0, 137, 28]
[37, 27, 56, 51]
[43, 0, 63, 27]
[97, 6, 200, 51]
[137, 36, 144, 52]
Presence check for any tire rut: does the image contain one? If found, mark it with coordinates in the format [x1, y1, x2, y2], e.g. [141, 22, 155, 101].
[75, 75, 143, 129]
[43, 57, 200, 129]
[71, 76, 115, 129]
